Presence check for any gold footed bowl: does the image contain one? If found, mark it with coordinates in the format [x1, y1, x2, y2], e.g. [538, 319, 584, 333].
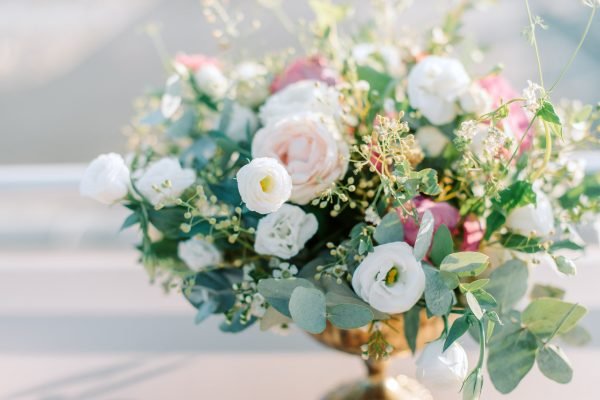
[310, 312, 443, 400]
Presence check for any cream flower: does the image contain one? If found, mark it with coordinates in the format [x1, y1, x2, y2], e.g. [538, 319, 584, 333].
[195, 64, 228, 99]
[232, 61, 270, 108]
[80, 153, 130, 205]
[415, 126, 450, 157]
[236, 157, 293, 214]
[416, 339, 469, 389]
[136, 158, 196, 206]
[407, 56, 471, 125]
[351, 242, 426, 314]
[178, 238, 222, 271]
[254, 204, 318, 259]
[505, 187, 554, 237]
[252, 112, 349, 205]
[216, 102, 258, 142]
[258, 80, 342, 125]
[459, 83, 493, 115]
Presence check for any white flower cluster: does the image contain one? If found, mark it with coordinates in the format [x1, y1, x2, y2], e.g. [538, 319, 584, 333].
[522, 80, 546, 113]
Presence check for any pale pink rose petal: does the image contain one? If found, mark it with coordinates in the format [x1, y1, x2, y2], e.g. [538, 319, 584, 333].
[399, 197, 460, 246]
[175, 53, 220, 72]
[270, 55, 338, 93]
[460, 215, 484, 251]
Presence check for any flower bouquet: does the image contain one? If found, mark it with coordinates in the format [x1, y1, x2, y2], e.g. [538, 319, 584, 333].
[81, 1, 599, 398]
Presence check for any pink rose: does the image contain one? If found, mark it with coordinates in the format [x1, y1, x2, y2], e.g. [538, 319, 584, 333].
[460, 215, 484, 251]
[399, 197, 460, 246]
[479, 75, 532, 152]
[270, 55, 338, 93]
[174, 53, 219, 72]
[252, 112, 349, 205]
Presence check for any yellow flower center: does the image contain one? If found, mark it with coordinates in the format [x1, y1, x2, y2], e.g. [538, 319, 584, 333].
[385, 266, 399, 286]
[260, 175, 274, 193]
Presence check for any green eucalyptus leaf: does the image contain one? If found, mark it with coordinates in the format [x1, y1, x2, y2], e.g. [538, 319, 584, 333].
[423, 266, 454, 316]
[485, 259, 528, 313]
[522, 298, 587, 339]
[530, 284, 565, 300]
[289, 286, 327, 334]
[444, 314, 471, 351]
[488, 328, 538, 394]
[373, 211, 404, 244]
[466, 292, 484, 320]
[537, 344, 572, 384]
[219, 310, 256, 333]
[440, 252, 489, 277]
[120, 212, 140, 231]
[257, 278, 315, 318]
[462, 369, 484, 400]
[500, 234, 543, 253]
[460, 279, 490, 292]
[429, 224, 453, 266]
[559, 325, 591, 346]
[327, 303, 374, 329]
[403, 306, 421, 354]
[413, 210, 435, 261]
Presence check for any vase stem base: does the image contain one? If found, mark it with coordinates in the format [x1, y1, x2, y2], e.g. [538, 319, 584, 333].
[322, 375, 432, 400]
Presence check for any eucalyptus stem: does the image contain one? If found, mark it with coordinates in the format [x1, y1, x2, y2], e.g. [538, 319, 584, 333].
[477, 318, 486, 368]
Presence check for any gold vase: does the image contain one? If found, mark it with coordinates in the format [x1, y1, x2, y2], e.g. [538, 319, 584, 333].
[310, 312, 443, 400]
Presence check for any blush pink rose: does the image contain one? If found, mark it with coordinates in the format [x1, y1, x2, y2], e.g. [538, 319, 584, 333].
[174, 53, 219, 72]
[270, 55, 338, 93]
[460, 215, 484, 251]
[479, 75, 532, 152]
[399, 197, 460, 246]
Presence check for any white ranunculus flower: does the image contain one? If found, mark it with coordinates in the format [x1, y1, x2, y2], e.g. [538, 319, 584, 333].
[407, 56, 471, 125]
[136, 158, 196, 206]
[80, 153, 130, 205]
[195, 64, 228, 99]
[416, 339, 468, 390]
[216, 102, 258, 142]
[505, 187, 554, 237]
[352, 43, 402, 74]
[236, 157, 293, 214]
[232, 61, 270, 108]
[351, 242, 426, 314]
[252, 112, 349, 205]
[259, 80, 342, 125]
[459, 83, 492, 115]
[415, 126, 450, 157]
[254, 204, 318, 259]
[178, 238, 222, 271]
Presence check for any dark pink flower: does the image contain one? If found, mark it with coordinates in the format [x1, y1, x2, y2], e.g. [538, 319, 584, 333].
[460, 215, 484, 251]
[270, 55, 338, 93]
[174, 53, 219, 72]
[479, 75, 532, 152]
[399, 197, 460, 246]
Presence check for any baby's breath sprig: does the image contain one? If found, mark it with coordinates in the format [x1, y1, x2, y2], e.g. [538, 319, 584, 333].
[361, 323, 394, 361]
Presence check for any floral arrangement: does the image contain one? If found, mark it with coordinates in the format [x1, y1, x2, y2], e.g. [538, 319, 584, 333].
[80, 0, 599, 397]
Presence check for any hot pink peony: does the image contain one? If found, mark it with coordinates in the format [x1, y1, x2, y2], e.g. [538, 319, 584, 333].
[479, 75, 532, 151]
[270, 55, 338, 93]
[399, 197, 460, 246]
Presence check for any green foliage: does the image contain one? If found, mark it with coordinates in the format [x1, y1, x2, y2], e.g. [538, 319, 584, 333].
[522, 298, 587, 339]
[486, 259, 529, 313]
[429, 224, 453, 267]
[403, 306, 421, 354]
[120, 212, 140, 231]
[444, 314, 472, 351]
[537, 101, 563, 139]
[373, 211, 404, 244]
[327, 301, 373, 329]
[180, 136, 217, 170]
[559, 325, 591, 346]
[462, 369, 484, 400]
[466, 292, 484, 320]
[220, 309, 256, 333]
[183, 270, 236, 324]
[440, 252, 489, 277]
[167, 108, 197, 138]
[537, 345, 573, 384]
[356, 65, 393, 95]
[288, 286, 327, 334]
[485, 181, 536, 240]
[257, 278, 315, 318]
[413, 210, 435, 261]
[423, 265, 454, 316]
[488, 328, 538, 393]
[499, 234, 544, 253]
[530, 284, 565, 300]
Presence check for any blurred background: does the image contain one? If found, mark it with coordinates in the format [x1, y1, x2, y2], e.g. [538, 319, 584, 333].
[0, 0, 598, 399]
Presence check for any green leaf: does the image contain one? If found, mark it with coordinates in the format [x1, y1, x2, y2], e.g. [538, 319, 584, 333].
[403, 306, 421, 354]
[554, 255, 577, 276]
[471, 289, 497, 308]
[484, 210, 505, 241]
[488, 329, 538, 394]
[183, 270, 235, 316]
[462, 369, 484, 400]
[466, 292, 484, 320]
[327, 302, 373, 329]
[530, 284, 565, 300]
[444, 314, 471, 351]
[485, 181, 536, 240]
[440, 271, 460, 289]
[288, 286, 327, 334]
[220, 309, 256, 333]
[423, 266, 454, 316]
[429, 224, 453, 266]
[522, 298, 587, 339]
[537, 344, 572, 384]
[440, 252, 489, 277]
[486, 260, 529, 313]
[167, 108, 196, 138]
[356, 65, 393, 94]
[537, 101, 563, 139]
[460, 279, 490, 292]
[257, 278, 315, 318]
[413, 210, 435, 261]
[416, 168, 441, 196]
[500, 234, 543, 253]
[373, 211, 404, 244]
[559, 325, 591, 346]
[549, 240, 584, 252]
[120, 212, 140, 231]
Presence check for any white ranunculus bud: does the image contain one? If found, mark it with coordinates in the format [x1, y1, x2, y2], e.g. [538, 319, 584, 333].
[254, 204, 318, 259]
[136, 158, 196, 206]
[351, 242, 426, 314]
[232, 61, 270, 108]
[259, 80, 343, 125]
[216, 102, 258, 142]
[415, 126, 450, 157]
[252, 112, 349, 205]
[416, 339, 469, 390]
[80, 153, 130, 205]
[236, 157, 293, 214]
[505, 187, 554, 237]
[195, 64, 228, 99]
[178, 238, 222, 271]
[407, 56, 471, 125]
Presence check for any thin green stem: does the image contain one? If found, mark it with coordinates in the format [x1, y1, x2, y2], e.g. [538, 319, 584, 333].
[549, 7, 597, 92]
[477, 318, 486, 368]
[525, 0, 544, 87]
